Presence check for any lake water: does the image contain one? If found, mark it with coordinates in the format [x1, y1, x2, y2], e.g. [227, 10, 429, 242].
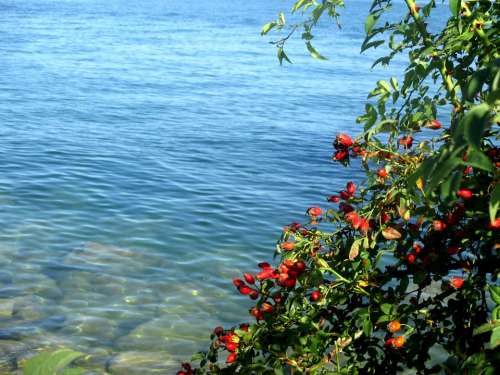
[0, 0, 446, 373]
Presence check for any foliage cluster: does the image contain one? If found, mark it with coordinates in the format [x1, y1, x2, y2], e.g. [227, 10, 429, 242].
[181, 1, 500, 374]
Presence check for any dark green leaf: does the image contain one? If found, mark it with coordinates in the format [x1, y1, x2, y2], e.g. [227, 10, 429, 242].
[365, 14, 377, 34]
[306, 42, 327, 60]
[467, 148, 494, 172]
[490, 327, 500, 349]
[440, 170, 462, 200]
[461, 103, 491, 150]
[449, 0, 461, 17]
[490, 286, 500, 305]
[489, 184, 500, 223]
[380, 303, 392, 315]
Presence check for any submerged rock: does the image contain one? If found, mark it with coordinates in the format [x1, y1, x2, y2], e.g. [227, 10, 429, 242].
[0, 299, 15, 318]
[11, 272, 62, 300]
[61, 315, 119, 345]
[115, 316, 203, 355]
[108, 351, 178, 374]
[0, 339, 27, 372]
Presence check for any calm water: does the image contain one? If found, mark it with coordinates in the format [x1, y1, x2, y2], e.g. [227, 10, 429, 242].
[0, 0, 445, 373]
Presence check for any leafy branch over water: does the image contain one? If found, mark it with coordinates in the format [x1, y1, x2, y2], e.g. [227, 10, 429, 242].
[180, 0, 499, 374]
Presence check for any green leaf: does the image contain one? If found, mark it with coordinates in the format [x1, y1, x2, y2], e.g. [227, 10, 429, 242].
[278, 12, 286, 25]
[461, 103, 491, 150]
[59, 369, 85, 375]
[363, 319, 373, 336]
[361, 39, 385, 53]
[261, 22, 277, 36]
[489, 184, 500, 223]
[440, 170, 462, 200]
[474, 322, 500, 335]
[490, 327, 500, 349]
[426, 156, 463, 194]
[449, 0, 461, 17]
[349, 239, 361, 260]
[306, 42, 327, 60]
[490, 286, 500, 305]
[24, 349, 85, 375]
[380, 303, 392, 315]
[277, 47, 292, 65]
[493, 305, 500, 320]
[376, 314, 391, 324]
[365, 14, 377, 34]
[467, 148, 494, 172]
[191, 352, 205, 362]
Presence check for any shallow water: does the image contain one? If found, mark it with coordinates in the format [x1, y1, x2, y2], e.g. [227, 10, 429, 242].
[0, 0, 448, 373]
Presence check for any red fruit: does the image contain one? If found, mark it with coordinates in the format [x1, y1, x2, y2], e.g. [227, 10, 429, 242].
[294, 261, 306, 273]
[377, 168, 388, 178]
[243, 273, 255, 284]
[450, 277, 464, 289]
[249, 290, 259, 300]
[287, 269, 300, 278]
[261, 302, 274, 313]
[279, 264, 289, 274]
[226, 341, 238, 352]
[272, 292, 283, 303]
[380, 212, 391, 224]
[226, 353, 237, 364]
[447, 245, 460, 255]
[239, 323, 249, 332]
[250, 307, 263, 320]
[308, 207, 322, 216]
[238, 286, 253, 295]
[412, 243, 423, 254]
[339, 203, 354, 213]
[281, 277, 297, 288]
[346, 181, 357, 195]
[177, 371, 187, 375]
[387, 321, 401, 333]
[233, 278, 245, 288]
[328, 195, 340, 203]
[488, 218, 500, 230]
[433, 220, 447, 231]
[256, 268, 279, 280]
[352, 145, 365, 156]
[359, 218, 369, 234]
[345, 211, 360, 223]
[463, 166, 473, 175]
[393, 335, 405, 348]
[281, 241, 295, 251]
[310, 290, 321, 302]
[258, 262, 271, 269]
[181, 363, 192, 371]
[213, 326, 224, 336]
[457, 189, 473, 200]
[221, 334, 235, 343]
[289, 223, 301, 232]
[406, 254, 416, 264]
[385, 338, 394, 346]
[334, 150, 349, 161]
[427, 119, 442, 129]
[398, 136, 413, 148]
[335, 133, 353, 148]
[340, 191, 351, 200]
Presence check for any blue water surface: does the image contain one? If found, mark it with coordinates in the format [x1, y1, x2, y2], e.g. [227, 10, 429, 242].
[0, 0, 448, 372]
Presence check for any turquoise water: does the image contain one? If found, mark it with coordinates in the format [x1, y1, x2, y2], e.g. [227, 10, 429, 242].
[0, 0, 445, 373]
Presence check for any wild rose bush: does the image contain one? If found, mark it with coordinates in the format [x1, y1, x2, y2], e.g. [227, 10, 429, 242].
[180, 1, 499, 374]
